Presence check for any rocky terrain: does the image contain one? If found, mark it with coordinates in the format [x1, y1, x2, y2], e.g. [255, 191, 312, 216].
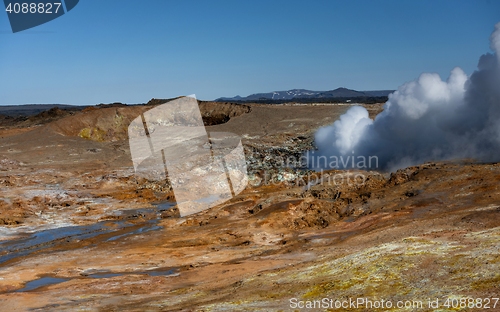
[0, 101, 498, 311]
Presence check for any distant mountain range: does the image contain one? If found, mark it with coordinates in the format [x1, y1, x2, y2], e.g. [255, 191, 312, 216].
[215, 87, 394, 102]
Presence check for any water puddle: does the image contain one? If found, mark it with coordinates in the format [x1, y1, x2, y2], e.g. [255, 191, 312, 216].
[0, 201, 176, 266]
[0, 221, 135, 265]
[146, 268, 177, 277]
[105, 222, 162, 242]
[156, 201, 177, 211]
[87, 272, 123, 279]
[15, 277, 69, 292]
[13, 268, 178, 293]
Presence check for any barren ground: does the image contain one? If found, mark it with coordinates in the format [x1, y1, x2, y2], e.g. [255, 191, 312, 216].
[0, 102, 498, 311]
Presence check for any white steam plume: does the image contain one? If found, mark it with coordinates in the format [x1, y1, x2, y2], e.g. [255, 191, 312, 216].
[308, 22, 500, 171]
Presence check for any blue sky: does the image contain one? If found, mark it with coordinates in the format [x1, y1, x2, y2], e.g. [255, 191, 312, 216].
[1, 0, 499, 104]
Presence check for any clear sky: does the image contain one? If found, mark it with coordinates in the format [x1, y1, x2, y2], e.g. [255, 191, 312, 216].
[1, 0, 499, 104]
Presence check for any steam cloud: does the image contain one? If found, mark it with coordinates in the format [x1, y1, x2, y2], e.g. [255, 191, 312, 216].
[308, 22, 500, 171]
